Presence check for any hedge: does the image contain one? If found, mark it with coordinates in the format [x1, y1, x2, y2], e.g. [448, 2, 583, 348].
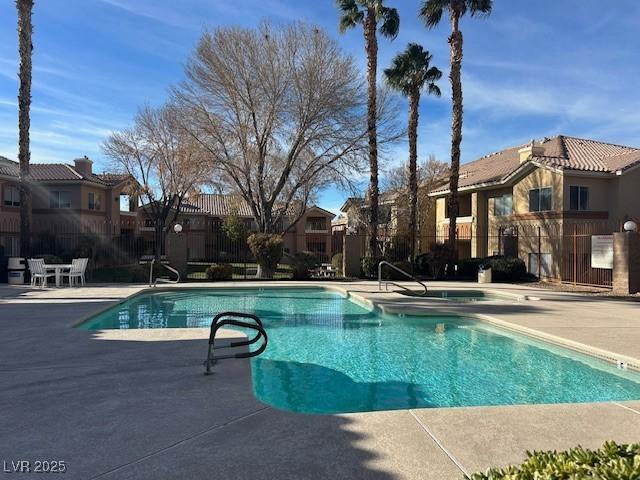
[205, 263, 233, 281]
[289, 252, 320, 280]
[470, 441, 640, 479]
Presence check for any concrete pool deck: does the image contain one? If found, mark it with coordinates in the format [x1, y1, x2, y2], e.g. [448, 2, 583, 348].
[0, 281, 639, 479]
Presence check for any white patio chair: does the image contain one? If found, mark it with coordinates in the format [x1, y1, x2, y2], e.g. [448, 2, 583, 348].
[28, 258, 55, 288]
[64, 258, 88, 287]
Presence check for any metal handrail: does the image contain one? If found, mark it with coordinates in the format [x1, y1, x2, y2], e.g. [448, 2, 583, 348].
[204, 312, 267, 375]
[378, 260, 428, 296]
[148, 258, 180, 287]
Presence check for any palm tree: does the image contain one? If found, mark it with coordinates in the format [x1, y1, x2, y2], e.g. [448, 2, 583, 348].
[419, 0, 492, 271]
[337, 0, 399, 258]
[384, 43, 441, 265]
[16, 0, 34, 260]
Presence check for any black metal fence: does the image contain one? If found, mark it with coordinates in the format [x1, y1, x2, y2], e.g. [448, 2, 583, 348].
[0, 219, 336, 281]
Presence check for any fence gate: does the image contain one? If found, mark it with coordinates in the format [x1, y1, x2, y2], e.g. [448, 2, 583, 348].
[561, 223, 614, 288]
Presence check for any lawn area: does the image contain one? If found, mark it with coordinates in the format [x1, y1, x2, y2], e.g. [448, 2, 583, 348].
[186, 262, 293, 280]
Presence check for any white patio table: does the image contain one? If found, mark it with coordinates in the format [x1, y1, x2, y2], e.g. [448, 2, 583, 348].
[43, 264, 72, 287]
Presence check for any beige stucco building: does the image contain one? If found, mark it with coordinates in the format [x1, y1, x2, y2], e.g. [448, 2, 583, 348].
[430, 135, 640, 280]
[0, 156, 136, 255]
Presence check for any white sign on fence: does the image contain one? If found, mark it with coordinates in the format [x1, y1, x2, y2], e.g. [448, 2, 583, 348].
[591, 235, 613, 269]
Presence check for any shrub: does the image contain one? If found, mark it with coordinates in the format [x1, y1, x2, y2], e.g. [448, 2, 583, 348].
[36, 255, 64, 264]
[483, 255, 526, 282]
[90, 265, 149, 283]
[290, 252, 319, 280]
[458, 257, 485, 280]
[205, 263, 233, 281]
[470, 441, 640, 480]
[360, 256, 384, 279]
[331, 253, 343, 276]
[415, 243, 451, 279]
[247, 233, 283, 278]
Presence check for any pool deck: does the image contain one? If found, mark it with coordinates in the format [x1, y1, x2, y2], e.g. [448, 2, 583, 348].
[0, 281, 638, 479]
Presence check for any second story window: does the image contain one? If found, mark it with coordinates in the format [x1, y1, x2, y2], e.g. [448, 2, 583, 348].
[144, 218, 155, 228]
[88, 192, 101, 210]
[494, 194, 513, 216]
[3, 185, 20, 207]
[50, 191, 71, 209]
[528, 187, 552, 212]
[569, 186, 589, 211]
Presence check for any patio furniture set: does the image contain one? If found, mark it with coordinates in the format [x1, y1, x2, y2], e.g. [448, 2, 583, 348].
[27, 258, 89, 288]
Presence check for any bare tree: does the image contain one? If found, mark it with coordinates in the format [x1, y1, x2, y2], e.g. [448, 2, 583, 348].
[172, 21, 399, 236]
[382, 154, 449, 245]
[16, 0, 34, 259]
[102, 105, 211, 259]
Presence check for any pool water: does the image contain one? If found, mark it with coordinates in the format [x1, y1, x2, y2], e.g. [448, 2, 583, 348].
[80, 287, 640, 413]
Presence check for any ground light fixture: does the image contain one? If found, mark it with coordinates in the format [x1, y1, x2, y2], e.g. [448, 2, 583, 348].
[623, 220, 638, 232]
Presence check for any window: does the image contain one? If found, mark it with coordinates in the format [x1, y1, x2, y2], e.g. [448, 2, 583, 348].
[494, 194, 513, 216]
[3, 185, 19, 207]
[88, 192, 101, 210]
[144, 218, 155, 228]
[306, 240, 326, 253]
[49, 191, 71, 209]
[569, 186, 589, 211]
[528, 187, 552, 212]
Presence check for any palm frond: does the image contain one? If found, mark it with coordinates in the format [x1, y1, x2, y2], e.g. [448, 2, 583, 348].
[427, 83, 441, 97]
[378, 6, 400, 39]
[418, 0, 448, 28]
[336, 0, 364, 33]
[466, 0, 493, 16]
[384, 42, 441, 97]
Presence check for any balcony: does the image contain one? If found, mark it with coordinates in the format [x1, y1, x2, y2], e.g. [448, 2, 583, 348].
[305, 221, 328, 233]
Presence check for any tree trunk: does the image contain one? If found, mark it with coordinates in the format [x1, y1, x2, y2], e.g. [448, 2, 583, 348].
[17, 0, 34, 261]
[154, 223, 164, 261]
[408, 90, 420, 267]
[364, 8, 380, 258]
[447, 12, 463, 275]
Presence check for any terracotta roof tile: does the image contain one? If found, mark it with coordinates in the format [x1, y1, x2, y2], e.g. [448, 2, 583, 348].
[431, 135, 640, 193]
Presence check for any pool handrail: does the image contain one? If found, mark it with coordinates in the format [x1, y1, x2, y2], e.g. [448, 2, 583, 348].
[147, 258, 180, 287]
[378, 260, 428, 296]
[204, 312, 268, 375]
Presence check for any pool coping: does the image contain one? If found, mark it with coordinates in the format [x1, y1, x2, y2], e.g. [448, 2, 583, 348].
[74, 283, 640, 373]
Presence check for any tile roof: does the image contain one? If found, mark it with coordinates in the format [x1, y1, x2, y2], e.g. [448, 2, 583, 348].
[181, 194, 329, 218]
[431, 135, 640, 194]
[0, 157, 130, 187]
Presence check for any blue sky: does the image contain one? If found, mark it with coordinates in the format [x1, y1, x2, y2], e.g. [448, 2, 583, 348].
[1, 0, 639, 215]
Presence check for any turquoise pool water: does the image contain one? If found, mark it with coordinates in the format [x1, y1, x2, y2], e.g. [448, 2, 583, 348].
[80, 287, 640, 413]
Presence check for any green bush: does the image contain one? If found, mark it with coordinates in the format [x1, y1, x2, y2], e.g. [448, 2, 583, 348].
[90, 265, 149, 283]
[205, 263, 233, 281]
[415, 243, 451, 279]
[36, 254, 64, 264]
[483, 255, 527, 282]
[290, 252, 319, 280]
[458, 257, 485, 279]
[470, 441, 640, 480]
[360, 256, 384, 279]
[247, 233, 284, 278]
[331, 253, 343, 276]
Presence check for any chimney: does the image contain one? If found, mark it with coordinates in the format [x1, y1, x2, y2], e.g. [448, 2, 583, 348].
[518, 139, 545, 163]
[74, 156, 93, 176]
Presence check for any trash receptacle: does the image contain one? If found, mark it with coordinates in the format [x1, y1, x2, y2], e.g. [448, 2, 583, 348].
[8, 257, 25, 285]
[478, 265, 492, 284]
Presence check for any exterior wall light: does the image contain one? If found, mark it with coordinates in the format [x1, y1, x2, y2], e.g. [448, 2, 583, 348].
[174, 223, 183, 234]
[623, 220, 638, 232]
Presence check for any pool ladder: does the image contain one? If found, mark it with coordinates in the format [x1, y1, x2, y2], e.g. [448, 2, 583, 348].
[378, 260, 428, 296]
[204, 312, 268, 375]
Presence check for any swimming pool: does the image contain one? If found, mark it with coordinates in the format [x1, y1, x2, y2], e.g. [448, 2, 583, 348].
[80, 287, 640, 413]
